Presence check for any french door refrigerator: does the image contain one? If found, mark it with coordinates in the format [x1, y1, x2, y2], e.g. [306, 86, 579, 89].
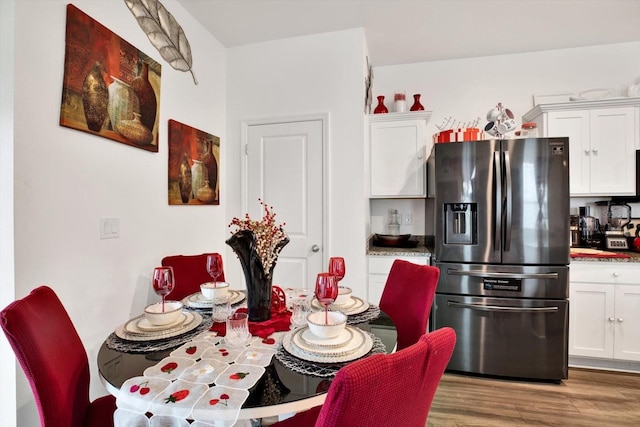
[432, 137, 570, 381]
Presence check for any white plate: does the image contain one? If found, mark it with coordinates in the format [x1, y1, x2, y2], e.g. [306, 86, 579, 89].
[116, 312, 202, 341]
[125, 312, 193, 335]
[135, 313, 187, 332]
[299, 326, 353, 348]
[312, 296, 369, 315]
[295, 327, 359, 355]
[283, 327, 373, 363]
[183, 290, 245, 308]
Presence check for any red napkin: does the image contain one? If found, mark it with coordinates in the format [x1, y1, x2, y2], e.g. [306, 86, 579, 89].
[209, 309, 292, 339]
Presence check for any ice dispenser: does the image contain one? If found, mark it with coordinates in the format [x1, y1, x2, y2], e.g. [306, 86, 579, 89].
[444, 203, 477, 245]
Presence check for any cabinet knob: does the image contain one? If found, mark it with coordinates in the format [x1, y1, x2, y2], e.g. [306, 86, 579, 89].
[417, 153, 423, 160]
[592, 149, 598, 155]
[311, 244, 320, 253]
[608, 317, 615, 322]
[584, 149, 590, 155]
[617, 317, 624, 323]
[613, 272, 620, 277]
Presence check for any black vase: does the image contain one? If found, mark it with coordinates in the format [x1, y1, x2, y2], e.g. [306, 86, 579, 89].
[226, 229, 289, 322]
[81, 61, 109, 132]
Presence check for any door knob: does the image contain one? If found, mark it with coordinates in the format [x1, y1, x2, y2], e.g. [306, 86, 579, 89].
[311, 245, 320, 252]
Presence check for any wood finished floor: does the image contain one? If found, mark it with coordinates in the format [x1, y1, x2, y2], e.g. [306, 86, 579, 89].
[427, 368, 640, 426]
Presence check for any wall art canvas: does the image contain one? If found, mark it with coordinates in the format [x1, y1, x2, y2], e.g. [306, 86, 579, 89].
[168, 119, 220, 205]
[60, 4, 161, 152]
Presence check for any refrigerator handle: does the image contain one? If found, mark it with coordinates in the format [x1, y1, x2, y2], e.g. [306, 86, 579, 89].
[493, 151, 501, 251]
[503, 151, 512, 251]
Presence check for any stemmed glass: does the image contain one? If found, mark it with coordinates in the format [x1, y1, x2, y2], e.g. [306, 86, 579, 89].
[206, 254, 224, 286]
[328, 257, 346, 284]
[152, 266, 175, 313]
[315, 273, 338, 325]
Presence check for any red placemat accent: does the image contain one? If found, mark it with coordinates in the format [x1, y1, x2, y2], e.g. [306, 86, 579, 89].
[210, 308, 292, 339]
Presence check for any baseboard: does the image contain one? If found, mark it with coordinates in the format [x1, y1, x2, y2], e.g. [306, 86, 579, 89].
[569, 356, 640, 374]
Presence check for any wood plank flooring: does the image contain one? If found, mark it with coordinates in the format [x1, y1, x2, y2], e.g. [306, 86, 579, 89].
[427, 368, 640, 426]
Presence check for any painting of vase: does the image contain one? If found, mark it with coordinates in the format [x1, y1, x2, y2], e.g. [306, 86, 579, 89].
[59, 4, 161, 152]
[168, 120, 221, 205]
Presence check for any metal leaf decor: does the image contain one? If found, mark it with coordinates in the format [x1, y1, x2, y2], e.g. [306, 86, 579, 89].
[124, 0, 198, 85]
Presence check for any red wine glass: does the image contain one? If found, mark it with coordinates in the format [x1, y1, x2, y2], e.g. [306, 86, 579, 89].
[328, 257, 346, 284]
[206, 254, 224, 286]
[315, 273, 338, 325]
[152, 266, 175, 313]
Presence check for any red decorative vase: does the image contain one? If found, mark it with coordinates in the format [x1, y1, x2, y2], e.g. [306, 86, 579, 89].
[374, 96, 388, 114]
[410, 94, 424, 111]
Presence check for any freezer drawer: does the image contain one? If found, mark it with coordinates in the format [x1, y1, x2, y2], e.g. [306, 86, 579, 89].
[433, 294, 568, 381]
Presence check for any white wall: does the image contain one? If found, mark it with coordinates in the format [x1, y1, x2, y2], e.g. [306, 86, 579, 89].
[373, 42, 640, 147]
[11, 1, 226, 425]
[1, 1, 17, 425]
[225, 29, 369, 297]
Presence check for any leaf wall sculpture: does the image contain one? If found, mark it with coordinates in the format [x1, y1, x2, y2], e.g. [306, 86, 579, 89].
[124, 0, 198, 85]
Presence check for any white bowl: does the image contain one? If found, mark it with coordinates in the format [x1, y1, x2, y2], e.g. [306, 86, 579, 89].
[307, 310, 347, 339]
[144, 301, 183, 326]
[200, 282, 230, 301]
[334, 286, 353, 306]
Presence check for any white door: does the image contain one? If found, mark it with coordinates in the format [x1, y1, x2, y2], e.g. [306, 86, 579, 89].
[245, 119, 324, 290]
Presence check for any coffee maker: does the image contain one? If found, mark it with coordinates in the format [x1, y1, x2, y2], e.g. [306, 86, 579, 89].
[578, 206, 603, 248]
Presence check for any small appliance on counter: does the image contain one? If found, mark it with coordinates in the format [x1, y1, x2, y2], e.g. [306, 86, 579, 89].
[578, 206, 603, 248]
[596, 201, 632, 250]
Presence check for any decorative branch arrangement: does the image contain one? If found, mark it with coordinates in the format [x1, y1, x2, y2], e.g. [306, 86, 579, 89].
[124, 0, 198, 85]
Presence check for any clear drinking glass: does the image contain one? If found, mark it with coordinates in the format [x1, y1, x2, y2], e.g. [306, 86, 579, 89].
[225, 312, 250, 347]
[211, 295, 232, 323]
[290, 296, 311, 329]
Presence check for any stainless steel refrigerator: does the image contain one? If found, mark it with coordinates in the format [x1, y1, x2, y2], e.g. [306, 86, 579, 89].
[432, 137, 570, 381]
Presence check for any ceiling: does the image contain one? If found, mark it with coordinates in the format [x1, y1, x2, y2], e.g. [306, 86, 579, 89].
[177, 0, 640, 67]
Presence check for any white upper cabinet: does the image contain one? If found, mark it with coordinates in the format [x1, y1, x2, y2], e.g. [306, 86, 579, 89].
[523, 98, 640, 197]
[368, 111, 432, 198]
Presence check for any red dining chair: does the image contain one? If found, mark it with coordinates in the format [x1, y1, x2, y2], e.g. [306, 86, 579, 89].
[161, 252, 226, 301]
[272, 327, 456, 427]
[379, 259, 440, 351]
[0, 286, 116, 427]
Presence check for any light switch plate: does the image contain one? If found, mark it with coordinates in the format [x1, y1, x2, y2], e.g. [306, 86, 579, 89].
[100, 218, 120, 239]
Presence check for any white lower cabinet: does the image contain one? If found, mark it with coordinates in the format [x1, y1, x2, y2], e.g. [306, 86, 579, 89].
[367, 256, 430, 305]
[569, 263, 640, 363]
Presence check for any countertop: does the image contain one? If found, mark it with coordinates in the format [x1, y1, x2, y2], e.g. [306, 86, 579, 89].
[570, 248, 640, 263]
[366, 235, 434, 257]
[366, 237, 640, 263]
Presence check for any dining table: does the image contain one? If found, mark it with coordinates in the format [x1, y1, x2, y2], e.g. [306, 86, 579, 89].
[98, 289, 397, 426]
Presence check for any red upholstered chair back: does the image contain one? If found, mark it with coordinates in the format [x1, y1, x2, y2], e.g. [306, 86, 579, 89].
[0, 286, 115, 427]
[161, 253, 226, 301]
[314, 328, 456, 427]
[379, 259, 440, 350]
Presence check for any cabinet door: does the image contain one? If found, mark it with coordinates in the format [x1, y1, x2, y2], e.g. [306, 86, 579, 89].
[613, 285, 640, 361]
[367, 256, 430, 305]
[547, 110, 591, 195]
[589, 107, 637, 196]
[569, 283, 614, 358]
[370, 119, 426, 197]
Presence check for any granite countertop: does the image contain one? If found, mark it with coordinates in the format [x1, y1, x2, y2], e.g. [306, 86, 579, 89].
[366, 235, 434, 257]
[366, 236, 640, 263]
[570, 249, 640, 263]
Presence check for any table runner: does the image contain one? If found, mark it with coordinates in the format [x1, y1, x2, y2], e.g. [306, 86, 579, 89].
[114, 330, 282, 427]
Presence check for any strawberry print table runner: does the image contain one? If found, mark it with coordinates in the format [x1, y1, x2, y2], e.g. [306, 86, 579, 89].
[114, 329, 283, 426]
